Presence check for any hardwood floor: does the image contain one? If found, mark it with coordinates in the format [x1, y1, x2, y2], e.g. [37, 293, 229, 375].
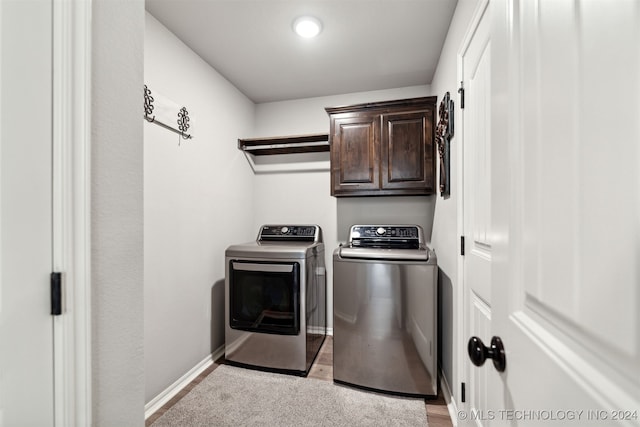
[147, 337, 454, 427]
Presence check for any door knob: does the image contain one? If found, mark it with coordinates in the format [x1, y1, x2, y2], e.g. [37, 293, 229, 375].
[467, 336, 506, 372]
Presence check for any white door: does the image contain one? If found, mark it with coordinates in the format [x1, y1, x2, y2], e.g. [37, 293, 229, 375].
[0, 1, 55, 425]
[460, 2, 498, 426]
[487, 0, 640, 426]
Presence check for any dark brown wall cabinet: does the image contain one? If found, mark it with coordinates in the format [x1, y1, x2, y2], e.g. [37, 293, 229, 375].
[326, 96, 437, 197]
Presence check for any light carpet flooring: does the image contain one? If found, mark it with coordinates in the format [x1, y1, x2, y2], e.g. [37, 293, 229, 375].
[147, 337, 453, 427]
[151, 364, 428, 426]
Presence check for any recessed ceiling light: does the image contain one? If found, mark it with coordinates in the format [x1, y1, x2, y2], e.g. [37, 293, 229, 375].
[293, 16, 322, 38]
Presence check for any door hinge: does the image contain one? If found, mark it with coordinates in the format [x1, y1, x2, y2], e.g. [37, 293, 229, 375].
[458, 82, 465, 109]
[461, 382, 466, 402]
[51, 272, 63, 316]
[460, 236, 466, 256]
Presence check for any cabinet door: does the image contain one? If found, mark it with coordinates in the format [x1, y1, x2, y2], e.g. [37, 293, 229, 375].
[380, 110, 435, 194]
[330, 114, 380, 196]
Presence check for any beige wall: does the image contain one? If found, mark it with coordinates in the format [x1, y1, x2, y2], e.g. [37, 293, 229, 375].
[91, 0, 145, 424]
[143, 2, 476, 410]
[144, 12, 256, 403]
[252, 85, 434, 332]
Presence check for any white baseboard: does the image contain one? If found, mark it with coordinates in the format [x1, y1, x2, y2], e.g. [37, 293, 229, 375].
[439, 368, 459, 427]
[145, 345, 225, 420]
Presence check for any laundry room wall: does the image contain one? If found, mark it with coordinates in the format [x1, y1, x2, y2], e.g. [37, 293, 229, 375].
[428, 0, 479, 404]
[91, 0, 145, 424]
[251, 85, 434, 331]
[144, 13, 255, 404]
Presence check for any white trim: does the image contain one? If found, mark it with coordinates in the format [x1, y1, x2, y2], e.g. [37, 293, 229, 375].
[439, 368, 459, 427]
[455, 38, 466, 417]
[307, 326, 333, 336]
[455, 0, 490, 411]
[145, 345, 226, 420]
[511, 311, 640, 412]
[52, 0, 92, 426]
[458, 0, 490, 59]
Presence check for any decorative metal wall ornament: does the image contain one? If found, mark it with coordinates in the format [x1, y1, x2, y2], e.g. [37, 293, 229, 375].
[436, 92, 454, 198]
[143, 84, 193, 142]
[144, 85, 155, 122]
[177, 107, 191, 140]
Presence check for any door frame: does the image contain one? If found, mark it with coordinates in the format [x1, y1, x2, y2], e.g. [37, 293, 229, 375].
[52, 0, 92, 425]
[455, 0, 490, 418]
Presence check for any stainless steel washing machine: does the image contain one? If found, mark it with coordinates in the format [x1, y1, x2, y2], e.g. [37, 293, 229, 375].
[333, 224, 437, 397]
[225, 225, 326, 376]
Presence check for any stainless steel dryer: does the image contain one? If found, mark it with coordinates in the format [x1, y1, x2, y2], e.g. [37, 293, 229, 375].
[225, 225, 326, 376]
[333, 224, 437, 397]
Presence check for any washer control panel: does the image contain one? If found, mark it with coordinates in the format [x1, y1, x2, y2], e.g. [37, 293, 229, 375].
[350, 225, 419, 239]
[349, 225, 423, 249]
[258, 225, 321, 242]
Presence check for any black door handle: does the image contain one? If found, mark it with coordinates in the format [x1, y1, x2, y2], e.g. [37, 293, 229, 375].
[467, 336, 506, 372]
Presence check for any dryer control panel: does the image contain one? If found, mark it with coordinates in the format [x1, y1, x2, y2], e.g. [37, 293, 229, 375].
[258, 225, 322, 242]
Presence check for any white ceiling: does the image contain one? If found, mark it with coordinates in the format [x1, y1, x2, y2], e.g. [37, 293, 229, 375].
[145, 0, 458, 104]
